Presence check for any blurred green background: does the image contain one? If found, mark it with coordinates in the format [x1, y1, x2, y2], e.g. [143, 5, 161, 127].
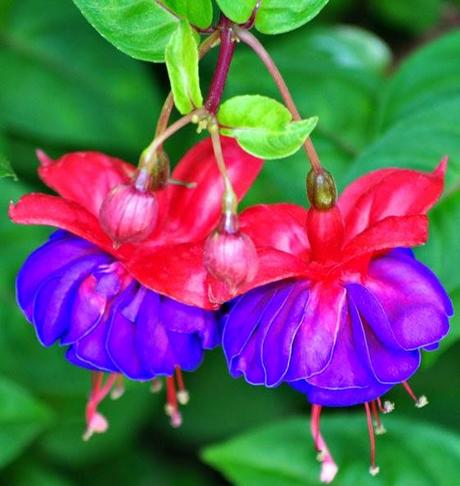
[1, 0, 460, 485]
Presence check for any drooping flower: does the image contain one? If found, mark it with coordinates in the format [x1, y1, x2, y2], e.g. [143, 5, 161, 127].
[220, 161, 453, 480]
[10, 137, 263, 436]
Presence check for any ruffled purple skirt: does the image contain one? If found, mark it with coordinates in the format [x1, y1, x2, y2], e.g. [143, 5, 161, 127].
[17, 231, 220, 380]
[222, 249, 453, 406]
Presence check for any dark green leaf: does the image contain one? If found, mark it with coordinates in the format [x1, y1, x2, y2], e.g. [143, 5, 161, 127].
[163, 0, 213, 29]
[0, 0, 162, 153]
[203, 415, 460, 485]
[0, 375, 51, 468]
[71, 0, 178, 62]
[216, 0, 258, 24]
[255, 0, 329, 35]
[0, 134, 16, 179]
[218, 95, 318, 159]
[369, 0, 442, 34]
[165, 20, 203, 114]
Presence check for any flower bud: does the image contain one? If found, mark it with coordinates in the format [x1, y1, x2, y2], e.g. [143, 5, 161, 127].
[99, 172, 158, 246]
[204, 212, 259, 293]
[306, 169, 337, 210]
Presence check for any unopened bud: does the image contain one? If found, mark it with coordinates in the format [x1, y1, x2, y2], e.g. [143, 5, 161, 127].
[306, 169, 337, 210]
[150, 151, 170, 190]
[99, 173, 158, 246]
[204, 212, 258, 293]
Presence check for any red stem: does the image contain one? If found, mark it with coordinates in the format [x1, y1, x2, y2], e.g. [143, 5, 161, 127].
[205, 17, 236, 114]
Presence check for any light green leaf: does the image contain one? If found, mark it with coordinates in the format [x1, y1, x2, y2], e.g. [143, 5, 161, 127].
[203, 415, 460, 486]
[163, 0, 213, 29]
[218, 95, 318, 159]
[165, 19, 203, 114]
[0, 0, 162, 155]
[71, 0, 178, 62]
[255, 0, 329, 35]
[216, 0, 258, 24]
[0, 375, 51, 468]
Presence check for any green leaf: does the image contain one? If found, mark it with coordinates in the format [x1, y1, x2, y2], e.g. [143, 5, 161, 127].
[71, 0, 178, 62]
[0, 0, 162, 154]
[218, 95, 318, 159]
[163, 0, 213, 29]
[203, 415, 460, 485]
[216, 0, 258, 24]
[369, 0, 442, 34]
[165, 20, 203, 114]
[255, 0, 329, 35]
[0, 375, 51, 468]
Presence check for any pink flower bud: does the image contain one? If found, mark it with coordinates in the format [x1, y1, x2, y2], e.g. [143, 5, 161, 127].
[99, 175, 158, 246]
[204, 213, 259, 293]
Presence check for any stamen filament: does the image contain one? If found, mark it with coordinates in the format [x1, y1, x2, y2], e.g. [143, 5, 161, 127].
[371, 401, 386, 435]
[310, 405, 338, 484]
[364, 402, 380, 476]
[166, 376, 182, 428]
[175, 367, 190, 405]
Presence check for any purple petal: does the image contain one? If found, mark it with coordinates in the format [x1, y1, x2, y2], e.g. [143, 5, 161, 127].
[17, 231, 98, 320]
[65, 346, 100, 371]
[305, 305, 376, 390]
[106, 284, 153, 381]
[225, 281, 299, 385]
[32, 254, 109, 346]
[365, 250, 452, 349]
[160, 298, 220, 350]
[347, 287, 421, 384]
[290, 380, 393, 407]
[285, 282, 347, 381]
[261, 282, 310, 387]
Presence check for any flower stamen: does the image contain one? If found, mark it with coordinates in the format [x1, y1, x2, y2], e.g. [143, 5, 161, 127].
[402, 381, 429, 408]
[175, 367, 190, 405]
[377, 398, 395, 414]
[371, 401, 386, 435]
[165, 376, 182, 428]
[310, 405, 338, 484]
[150, 378, 163, 393]
[83, 372, 117, 441]
[364, 402, 380, 476]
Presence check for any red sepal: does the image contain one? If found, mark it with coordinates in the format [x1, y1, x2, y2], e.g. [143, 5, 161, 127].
[162, 137, 263, 243]
[340, 159, 446, 241]
[240, 203, 310, 259]
[342, 215, 428, 263]
[38, 151, 135, 217]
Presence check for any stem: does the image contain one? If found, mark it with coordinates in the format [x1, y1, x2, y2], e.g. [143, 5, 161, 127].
[205, 17, 236, 114]
[209, 120, 237, 213]
[235, 27, 322, 173]
[141, 109, 204, 171]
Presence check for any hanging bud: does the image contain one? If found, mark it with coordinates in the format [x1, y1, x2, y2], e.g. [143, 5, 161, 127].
[204, 212, 259, 293]
[99, 169, 158, 246]
[306, 169, 337, 210]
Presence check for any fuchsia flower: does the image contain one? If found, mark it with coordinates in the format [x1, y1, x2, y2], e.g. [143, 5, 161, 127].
[9, 137, 262, 435]
[220, 160, 453, 479]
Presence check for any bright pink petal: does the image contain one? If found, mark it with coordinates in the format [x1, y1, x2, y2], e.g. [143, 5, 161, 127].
[161, 137, 263, 242]
[342, 215, 428, 263]
[339, 160, 446, 241]
[8, 194, 127, 257]
[240, 204, 310, 259]
[38, 151, 135, 217]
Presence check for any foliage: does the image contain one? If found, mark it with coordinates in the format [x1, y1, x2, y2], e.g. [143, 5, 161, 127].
[1, 0, 460, 485]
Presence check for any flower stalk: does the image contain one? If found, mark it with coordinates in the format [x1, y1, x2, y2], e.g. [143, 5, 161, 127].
[234, 26, 323, 173]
